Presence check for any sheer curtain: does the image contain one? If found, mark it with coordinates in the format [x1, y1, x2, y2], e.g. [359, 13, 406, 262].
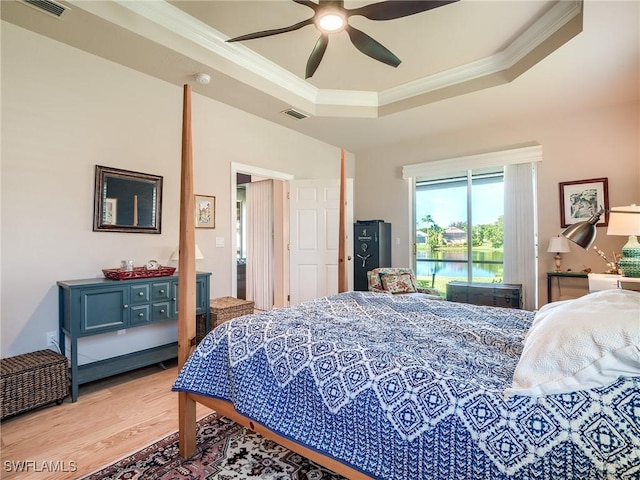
[246, 180, 274, 311]
[503, 162, 538, 310]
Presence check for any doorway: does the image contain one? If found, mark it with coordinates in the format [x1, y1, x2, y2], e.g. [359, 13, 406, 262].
[235, 174, 249, 299]
[231, 163, 293, 310]
[231, 163, 354, 309]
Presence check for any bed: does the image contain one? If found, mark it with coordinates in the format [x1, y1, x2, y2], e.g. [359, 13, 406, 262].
[173, 289, 640, 480]
[173, 84, 638, 479]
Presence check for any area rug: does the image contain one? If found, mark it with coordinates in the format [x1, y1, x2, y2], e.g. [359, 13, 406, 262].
[81, 412, 347, 479]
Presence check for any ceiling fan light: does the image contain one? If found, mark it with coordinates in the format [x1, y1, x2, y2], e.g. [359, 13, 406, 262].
[317, 12, 345, 33]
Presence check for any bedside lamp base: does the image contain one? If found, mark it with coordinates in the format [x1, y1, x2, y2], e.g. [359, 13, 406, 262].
[618, 235, 640, 278]
[553, 253, 563, 273]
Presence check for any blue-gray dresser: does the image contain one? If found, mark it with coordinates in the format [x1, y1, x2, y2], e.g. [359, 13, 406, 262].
[57, 272, 211, 401]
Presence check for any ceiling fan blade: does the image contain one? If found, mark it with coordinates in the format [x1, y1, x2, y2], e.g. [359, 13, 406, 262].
[306, 34, 329, 78]
[318, 0, 344, 7]
[345, 25, 400, 68]
[226, 18, 313, 42]
[292, 0, 320, 12]
[347, 0, 458, 21]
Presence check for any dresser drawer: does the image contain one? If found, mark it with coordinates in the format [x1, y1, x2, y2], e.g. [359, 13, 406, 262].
[130, 284, 150, 304]
[152, 302, 172, 322]
[151, 281, 172, 301]
[130, 304, 151, 325]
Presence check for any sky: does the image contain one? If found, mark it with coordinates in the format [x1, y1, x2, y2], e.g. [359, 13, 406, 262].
[416, 180, 504, 228]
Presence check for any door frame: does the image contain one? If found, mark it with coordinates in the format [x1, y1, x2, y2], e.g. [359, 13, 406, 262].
[230, 163, 294, 307]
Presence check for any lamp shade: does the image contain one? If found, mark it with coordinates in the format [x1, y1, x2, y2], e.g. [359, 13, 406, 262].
[607, 205, 640, 236]
[171, 244, 204, 261]
[547, 236, 571, 253]
[562, 208, 604, 249]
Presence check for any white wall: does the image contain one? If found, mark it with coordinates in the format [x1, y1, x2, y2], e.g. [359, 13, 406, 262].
[3, 20, 638, 359]
[355, 101, 640, 307]
[0, 22, 348, 358]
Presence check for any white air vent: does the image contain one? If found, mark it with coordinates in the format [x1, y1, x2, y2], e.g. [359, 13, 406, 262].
[281, 108, 309, 120]
[22, 0, 69, 18]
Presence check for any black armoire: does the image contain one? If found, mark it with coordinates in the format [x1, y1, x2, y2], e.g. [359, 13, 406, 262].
[354, 221, 391, 291]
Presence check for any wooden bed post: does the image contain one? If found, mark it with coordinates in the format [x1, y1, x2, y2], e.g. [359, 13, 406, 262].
[178, 84, 197, 458]
[338, 149, 348, 293]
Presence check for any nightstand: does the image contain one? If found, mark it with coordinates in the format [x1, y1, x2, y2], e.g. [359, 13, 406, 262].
[619, 277, 640, 291]
[547, 271, 588, 303]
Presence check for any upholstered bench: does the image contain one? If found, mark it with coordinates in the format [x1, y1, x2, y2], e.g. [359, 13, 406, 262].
[1, 349, 68, 420]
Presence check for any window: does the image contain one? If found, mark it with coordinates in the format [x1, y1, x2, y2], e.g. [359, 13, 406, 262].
[415, 169, 504, 291]
[403, 145, 541, 310]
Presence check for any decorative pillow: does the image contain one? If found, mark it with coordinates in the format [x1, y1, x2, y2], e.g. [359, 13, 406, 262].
[368, 269, 384, 291]
[505, 289, 640, 397]
[381, 273, 416, 294]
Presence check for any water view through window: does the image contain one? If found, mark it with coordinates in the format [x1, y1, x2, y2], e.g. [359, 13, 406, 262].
[415, 171, 504, 292]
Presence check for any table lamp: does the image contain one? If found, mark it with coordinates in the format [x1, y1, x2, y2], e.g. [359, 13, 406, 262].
[171, 244, 204, 261]
[562, 208, 604, 249]
[547, 236, 571, 272]
[607, 204, 640, 277]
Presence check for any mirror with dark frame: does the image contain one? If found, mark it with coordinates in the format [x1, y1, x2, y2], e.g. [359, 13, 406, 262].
[93, 165, 163, 234]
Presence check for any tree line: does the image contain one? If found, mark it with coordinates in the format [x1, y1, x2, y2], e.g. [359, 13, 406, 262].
[420, 214, 504, 250]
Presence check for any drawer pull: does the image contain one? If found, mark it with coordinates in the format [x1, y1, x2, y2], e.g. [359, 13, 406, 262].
[123, 304, 129, 309]
[159, 289, 165, 294]
[138, 313, 144, 318]
[172, 297, 177, 301]
[138, 291, 144, 296]
[159, 309, 165, 314]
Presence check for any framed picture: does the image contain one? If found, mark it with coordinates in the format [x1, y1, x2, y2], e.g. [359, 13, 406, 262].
[103, 198, 117, 225]
[559, 177, 609, 227]
[195, 195, 215, 228]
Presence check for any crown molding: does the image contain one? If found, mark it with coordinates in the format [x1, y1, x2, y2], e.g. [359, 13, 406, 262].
[502, 0, 582, 69]
[379, 0, 582, 106]
[75, 0, 319, 102]
[75, 0, 582, 118]
[315, 89, 378, 107]
[125, 1, 319, 101]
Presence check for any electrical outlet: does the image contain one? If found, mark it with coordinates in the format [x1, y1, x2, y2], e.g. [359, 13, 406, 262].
[46, 331, 57, 347]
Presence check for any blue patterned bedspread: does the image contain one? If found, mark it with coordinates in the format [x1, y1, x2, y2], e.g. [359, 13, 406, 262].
[173, 291, 640, 479]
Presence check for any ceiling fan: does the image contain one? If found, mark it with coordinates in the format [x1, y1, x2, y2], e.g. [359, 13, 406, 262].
[226, 0, 459, 79]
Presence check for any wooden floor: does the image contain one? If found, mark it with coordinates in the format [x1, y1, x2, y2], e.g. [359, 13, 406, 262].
[0, 359, 212, 479]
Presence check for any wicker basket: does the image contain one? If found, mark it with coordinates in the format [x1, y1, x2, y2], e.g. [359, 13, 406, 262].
[195, 313, 207, 344]
[211, 297, 255, 328]
[195, 297, 254, 343]
[1, 349, 69, 420]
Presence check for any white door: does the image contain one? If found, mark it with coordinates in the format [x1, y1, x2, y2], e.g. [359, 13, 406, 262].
[289, 179, 354, 305]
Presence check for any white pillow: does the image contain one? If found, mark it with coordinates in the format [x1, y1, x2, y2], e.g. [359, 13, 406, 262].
[505, 289, 640, 397]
